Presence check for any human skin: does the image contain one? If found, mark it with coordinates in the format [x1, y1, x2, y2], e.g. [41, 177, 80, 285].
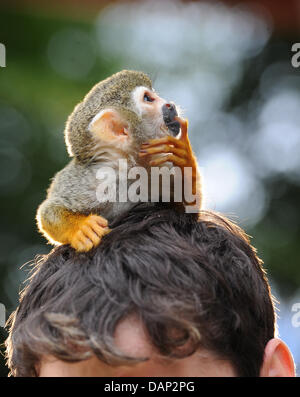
[37, 315, 295, 377]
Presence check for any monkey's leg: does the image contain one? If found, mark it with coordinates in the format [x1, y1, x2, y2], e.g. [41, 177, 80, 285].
[139, 118, 201, 208]
[37, 201, 110, 252]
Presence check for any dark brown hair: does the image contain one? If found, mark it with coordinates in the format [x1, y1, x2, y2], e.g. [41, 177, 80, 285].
[5, 204, 275, 377]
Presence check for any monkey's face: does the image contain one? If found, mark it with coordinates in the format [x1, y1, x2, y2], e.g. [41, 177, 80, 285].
[131, 86, 181, 141]
[87, 85, 182, 160]
[68, 70, 183, 163]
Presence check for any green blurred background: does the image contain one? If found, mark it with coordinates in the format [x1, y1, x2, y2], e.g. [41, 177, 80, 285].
[0, 0, 299, 376]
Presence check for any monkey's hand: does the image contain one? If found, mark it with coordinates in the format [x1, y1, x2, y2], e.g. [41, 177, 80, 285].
[139, 117, 201, 209]
[67, 213, 110, 252]
[37, 203, 110, 252]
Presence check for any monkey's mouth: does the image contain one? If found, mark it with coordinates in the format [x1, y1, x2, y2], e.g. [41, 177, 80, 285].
[162, 103, 180, 137]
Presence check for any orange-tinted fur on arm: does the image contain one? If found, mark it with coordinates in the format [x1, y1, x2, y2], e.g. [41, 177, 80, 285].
[37, 205, 109, 252]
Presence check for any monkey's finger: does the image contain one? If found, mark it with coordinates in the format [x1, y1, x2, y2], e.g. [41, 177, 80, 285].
[102, 227, 111, 236]
[90, 214, 108, 228]
[89, 221, 110, 239]
[81, 225, 101, 246]
[71, 240, 83, 251]
[174, 116, 188, 141]
[80, 238, 94, 252]
[149, 154, 187, 167]
[141, 135, 186, 150]
[139, 144, 187, 158]
[71, 231, 93, 252]
[76, 230, 94, 247]
[74, 241, 88, 252]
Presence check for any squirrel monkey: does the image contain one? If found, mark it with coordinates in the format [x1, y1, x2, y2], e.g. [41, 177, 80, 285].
[37, 70, 201, 252]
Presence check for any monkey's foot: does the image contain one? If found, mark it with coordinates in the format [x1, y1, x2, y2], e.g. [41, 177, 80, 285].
[69, 214, 110, 252]
[139, 117, 194, 169]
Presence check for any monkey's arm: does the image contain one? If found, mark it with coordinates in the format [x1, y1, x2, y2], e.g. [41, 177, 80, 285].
[139, 117, 202, 211]
[37, 200, 109, 252]
[36, 161, 110, 252]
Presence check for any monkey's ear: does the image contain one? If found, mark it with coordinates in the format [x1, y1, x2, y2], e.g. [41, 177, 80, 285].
[88, 109, 129, 142]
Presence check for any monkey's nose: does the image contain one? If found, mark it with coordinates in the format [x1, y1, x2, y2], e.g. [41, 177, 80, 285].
[162, 103, 180, 137]
[164, 103, 176, 115]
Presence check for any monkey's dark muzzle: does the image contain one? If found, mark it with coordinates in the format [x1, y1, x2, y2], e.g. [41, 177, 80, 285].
[162, 103, 180, 137]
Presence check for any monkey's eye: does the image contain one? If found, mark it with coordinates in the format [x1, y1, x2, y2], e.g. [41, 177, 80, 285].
[143, 93, 154, 102]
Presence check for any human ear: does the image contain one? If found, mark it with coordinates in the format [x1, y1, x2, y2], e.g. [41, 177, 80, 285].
[260, 338, 295, 377]
[89, 108, 129, 142]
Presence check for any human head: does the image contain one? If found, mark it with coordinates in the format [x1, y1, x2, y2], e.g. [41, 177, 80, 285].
[5, 205, 295, 376]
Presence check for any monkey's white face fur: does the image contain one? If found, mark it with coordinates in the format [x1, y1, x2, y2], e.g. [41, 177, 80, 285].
[131, 86, 166, 121]
[132, 86, 168, 143]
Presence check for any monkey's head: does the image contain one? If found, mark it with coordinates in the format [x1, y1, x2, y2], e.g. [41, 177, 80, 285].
[65, 70, 181, 162]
